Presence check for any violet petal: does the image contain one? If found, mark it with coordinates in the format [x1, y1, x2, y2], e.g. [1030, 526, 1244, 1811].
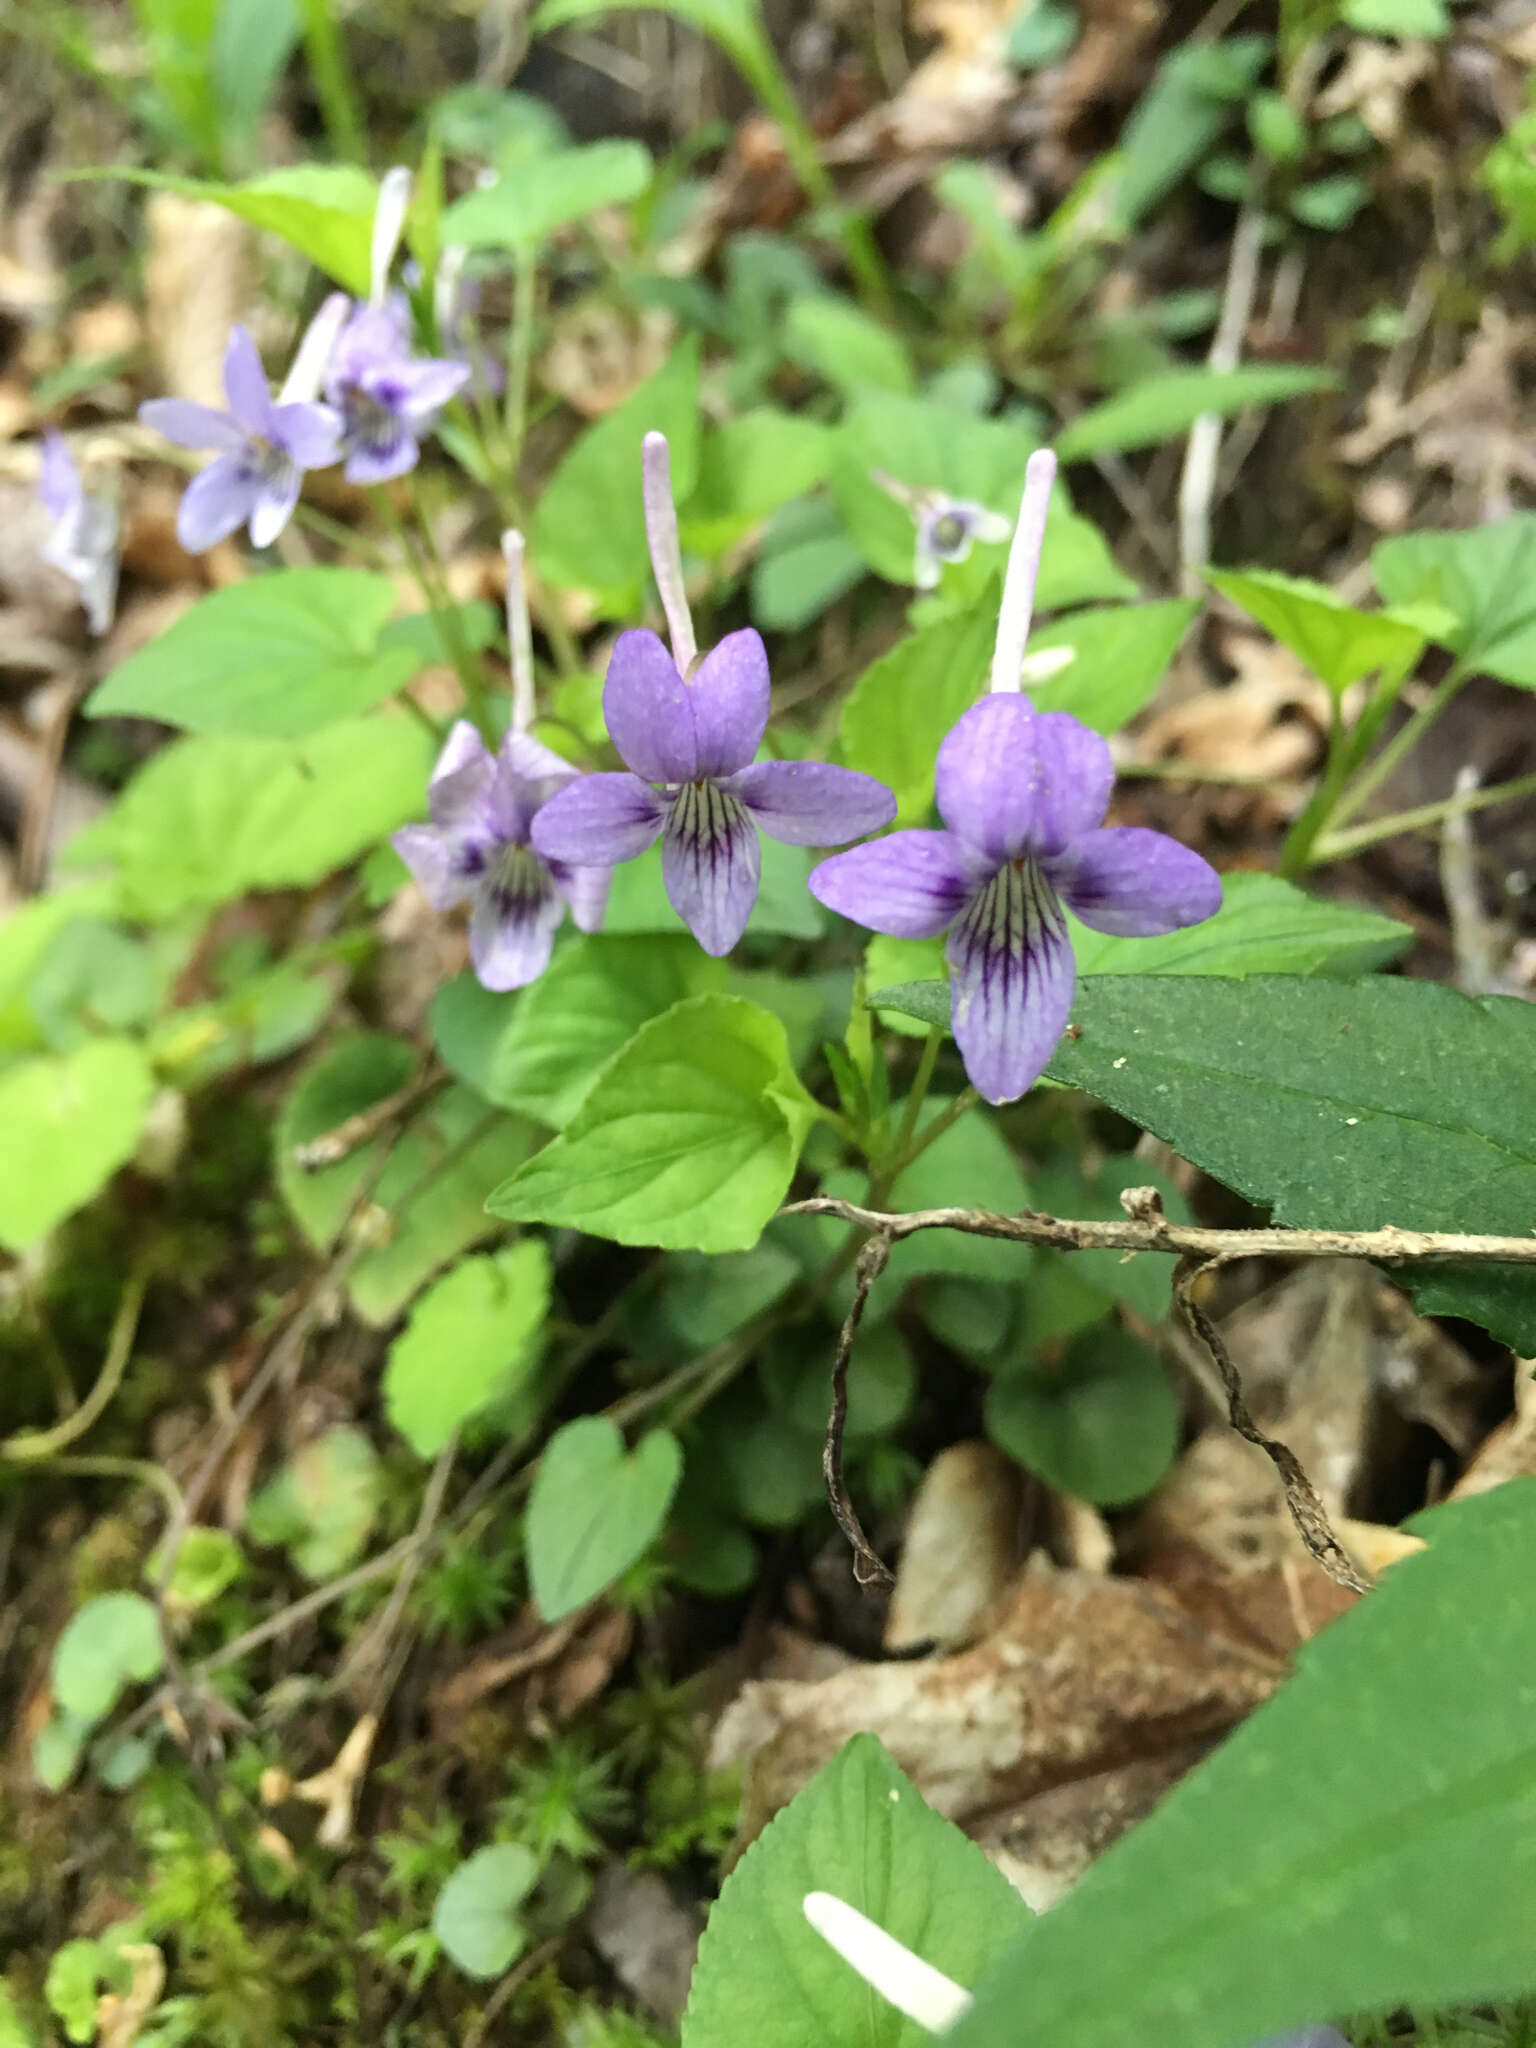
[1025, 711, 1116, 855]
[222, 326, 276, 437]
[661, 780, 760, 956]
[38, 431, 80, 520]
[392, 822, 483, 911]
[808, 829, 973, 938]
[139, 398, 246, 453]
[247, 464, 302, 550]
[730, 760, 897, 847]
[271, 400, 343, 469]
[934, 693, 1043, 862]
[343, 432, 420, 486]
[531, 771, 667, 867]
[603, 629, 697, 784]
[690, 627, 771, 777]
[388, 356, 472, 419]
[1044, 826, 1223, 937]
[946, 857, 1075, 1104]
[501, 729, 579, 793]
[469, 853, 566, 990]
[555, 862, 613, 935]
[177, 456, 259, 552]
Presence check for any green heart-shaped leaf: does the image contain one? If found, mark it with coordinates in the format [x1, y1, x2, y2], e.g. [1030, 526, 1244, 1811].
[527, 1418, 682, 1620]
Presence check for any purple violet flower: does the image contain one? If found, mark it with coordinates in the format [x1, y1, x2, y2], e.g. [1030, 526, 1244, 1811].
[139, 325, 343, 552]
[38, 430, 119, 634]
[809, 448, 1221, 1105]
[873, 471, 1010, 590]
[393, 720, 611, 991]
[809, 694, 1222, 1102]
[321, 168, 471, 485]
[531, 626, 898, 957]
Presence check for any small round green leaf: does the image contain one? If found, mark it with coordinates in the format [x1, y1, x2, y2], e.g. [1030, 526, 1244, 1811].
[986, 1324, 1179, 1505]
[0, 1040, 153, 1251]
[431, 1844, 539, 1979]
[51, 1593, 164, 1725]
[527, 1418, 682, 1620]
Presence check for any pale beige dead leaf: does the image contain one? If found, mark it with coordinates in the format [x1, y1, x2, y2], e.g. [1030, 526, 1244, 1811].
[94, 1943, 165, 2048]
[144, 193, 250, 408]
[1452, 1361, 1536, 1499]
[885, 1441, 1027, 1652]
[292, 1712, 378, 1849]
[1312, 38, 1434, 144]
[69, 300, 142, 362]
[711, 1562, 1281, 1847]
[541, 302, 675, 419]
[588, 1867, 701, 2024]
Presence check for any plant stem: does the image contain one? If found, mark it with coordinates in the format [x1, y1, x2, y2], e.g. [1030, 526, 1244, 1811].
[1328, 661, 1469, 833]
[880, 1027, 942, 1190]
[503, 255, 538, 481]
[295, 0, 367, 164]
[369, 487, 488, 728]
[1310, 767, 1536, 864]
[2, 1266, 149, 1462]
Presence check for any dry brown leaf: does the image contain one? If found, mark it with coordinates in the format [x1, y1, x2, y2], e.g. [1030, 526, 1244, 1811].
[541, 302, 675, 420]
[143, 193, 250, 408]
[94, 1943, 165, 2048]
[1312, 38, 1434, 145]
[710, 1561, 1281, 1848]
[1452, 1362, 1536, 1499]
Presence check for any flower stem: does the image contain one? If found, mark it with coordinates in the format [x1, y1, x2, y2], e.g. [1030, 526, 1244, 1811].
[1327, 661, 1469, 833]
[295, 0, 367, 164]
[989, 449, 1058, 696]
[1, 1266, 148, 1462]
[369, 486, 488, 729]
[503, 255, 538, 480]
[1309, 766, 1536, 863]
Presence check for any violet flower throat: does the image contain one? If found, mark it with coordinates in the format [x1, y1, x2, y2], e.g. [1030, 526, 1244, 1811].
[808, 448, 1223, 1105]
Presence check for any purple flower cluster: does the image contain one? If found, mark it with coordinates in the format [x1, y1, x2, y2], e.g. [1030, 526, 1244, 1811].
[137, 167, 468, 552]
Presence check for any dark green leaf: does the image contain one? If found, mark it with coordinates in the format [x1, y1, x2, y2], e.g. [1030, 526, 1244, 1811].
[986, 1324, 1179, 1505]
[1373, 515, 1536, 688]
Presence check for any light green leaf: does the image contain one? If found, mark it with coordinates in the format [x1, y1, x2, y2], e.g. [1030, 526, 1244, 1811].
[785, 296, 915, 398]
[275, 1035, 539, 1325]
[1289, 174, 1369, 232]
[1341, 0, 1447, 37]
[152, 1526, 245, 1613]
[432, 1844, 540, 1980]
[1111, 36, 1271, 228]
[657, 1240, 803, 1349]
[527, 1416, 683, 1619]
[431, 936, 726, 1129]
[45, 1940, 102, 2046]
[384, 1242, 551, 1457]
[839, 606, 997, 824]
[1206, 564, 1436, 694]
[533, 0, 781, 110]
[487, 995, 817, 1252]
[830, 392, 1133, 602]
[952, 1482, 1536, 2048]
[750, 498, 868, 631]
[65, 718, 436, 921]
[0, 1040, 154, 1251]
[533, 337, 701, 599]
[1372, 514, 1536, 688]
[440, 139, 652, 249]
[603, 837, 825, 940]
[986, 1324, 1179, 1505]
[33, 1711, 89, 1792]
[1046, 975, 1536, 1350]
[88, 571, 419, 737]
[681, 1732, 1029, 2048]
[52, 1593, 164, 1724]
[1025, 599, 1198, 731]
[680, 411, 838, 558]
[246, 1425, 383, 1579]
[1055, 365, 1340, 461]
[91, 163, 380, 292]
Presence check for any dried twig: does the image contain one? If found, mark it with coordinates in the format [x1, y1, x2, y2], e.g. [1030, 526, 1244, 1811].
[1175, 1256, 1371, 1595]
[1178, 197, 1267, 593]
[823, 1231, 896, 1588]
[781, 1196, 1536, 1268]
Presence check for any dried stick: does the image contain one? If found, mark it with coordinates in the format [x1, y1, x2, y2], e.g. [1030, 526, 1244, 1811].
[781, 1197, 1536, 1269]
[1178, 198, 1267, 593]
[1176, 1256, 1371, 1595]
[823, 1231, 896, 1589]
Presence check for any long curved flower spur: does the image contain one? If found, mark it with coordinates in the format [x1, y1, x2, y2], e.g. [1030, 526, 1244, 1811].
[809, 450, 1223, 1104]
[531, 431, 897, 956]
[38, 430, 119, 635]
[392, 532, 610, 989]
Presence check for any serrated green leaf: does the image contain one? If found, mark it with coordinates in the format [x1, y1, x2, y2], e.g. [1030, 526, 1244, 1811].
[681, 1732, 1029, 2048]
[64, 718, 436, 921]
[953, 1482, 1536, 2048]
[1206, 565, 1434, 695]
[88, 162, 380, 291]
[432, 936, 725, 1129]
[527, 1417, 682, 1619]
[52, 1594, 163, 1724]
[1372, 514, 1536, 688]
[1025, 599, 1199, 731]
[680, 410, 838, 558]
[441, 139, 652, 248]
[533, 337, 700, 599]
[88, 571, 418, 737]
[1055, 365, 1339, 461]
[384, 1242, 550, 1457]
[750, 498, 868, 630]
[839, 607, 997, 824]
[785, 296, 915, 398]
[0, 1039, 154, 1251]
[487, 995, 817, 1252]
[1046, 975, 1536, 1349]
[432, 1844, 539, 1979]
